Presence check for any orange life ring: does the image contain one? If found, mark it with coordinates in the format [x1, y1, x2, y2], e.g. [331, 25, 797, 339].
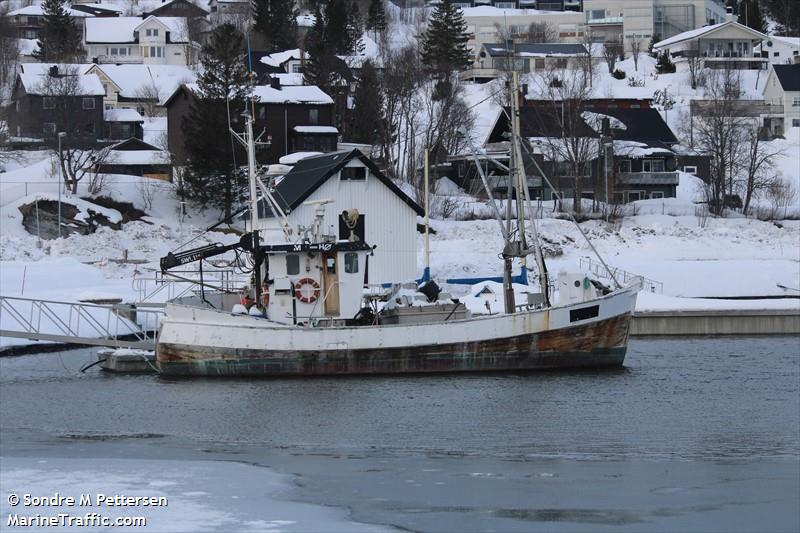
[294, 277, 320, 304]
[240, 291, 254, 307]
[260, 283, 270, 306]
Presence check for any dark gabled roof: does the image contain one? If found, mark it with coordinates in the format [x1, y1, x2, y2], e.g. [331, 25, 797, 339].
[773, 64, 800, 92]
[272, 149, 424, 216]
[109, 137, 162, 151]
[488, 105, 677, 145]
[483, 42, 588, 57]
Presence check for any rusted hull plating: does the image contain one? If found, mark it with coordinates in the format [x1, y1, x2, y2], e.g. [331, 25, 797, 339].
[157, 313, 633, 377]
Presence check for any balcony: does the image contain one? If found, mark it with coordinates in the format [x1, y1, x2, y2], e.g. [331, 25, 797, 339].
[617, 172, 679, 185]
[459, 67, 500, 81]
[93, 55, 142, 64]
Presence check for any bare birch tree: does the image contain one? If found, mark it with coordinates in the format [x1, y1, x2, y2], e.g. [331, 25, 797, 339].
[738, 124, 783, 214]
[685, 42, 704, 89]
[36, 67, 112, 194]
[688, 67, 746, 215]
[628, 37, 642, 71]
[603, 40, 622, 73]
[529, 66, 595, 214]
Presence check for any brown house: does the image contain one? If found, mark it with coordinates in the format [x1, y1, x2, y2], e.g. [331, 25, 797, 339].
[5, 68, 105, 148]
[164, 78, 337, 164]
[144, 0, 209, 18]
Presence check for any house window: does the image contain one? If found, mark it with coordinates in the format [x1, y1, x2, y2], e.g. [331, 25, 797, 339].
[340, 167, 367, 180]
[792, 119, 800, 128]
[344, 253, 359, 274]
[143, 46, 164, 58]
[309, 109, 318, 125]
[291, 63, 302, 73]
[627, 191, 641, 202]
[286, 254, 300, 275]
[683, 165, 697, 174]
[588, 9, 605, 20]
[793, 97, 800, 107]
[42, 97, 55, 109]
[619, 160, 631, 172]
[43, 122, 56, 134]
[146, 28, 159, 37]
[650, 191, 665, 199]
[495, 2, 515, 8]
[82, 97, 95, 110]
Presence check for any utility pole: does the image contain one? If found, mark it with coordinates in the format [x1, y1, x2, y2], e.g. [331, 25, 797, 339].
[57, 132, 66, 239]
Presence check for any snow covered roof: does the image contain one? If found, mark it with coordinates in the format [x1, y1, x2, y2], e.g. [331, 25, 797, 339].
[581, 111, 626, 133]
[260, 49, 303, 68]
[459, 7, 558, 16]
[104, 108, 144, 122]
[251, 85, 333, 105]
[296, 13, 315, 27]
[613, 140, 674, 158]
[293, 126, 338, 134]
[653, 21, 767, 50]
[278, 152, 322, 165]
[18, 73, 105, 96]
[85, 16, 190, 44]
[20, 63, 94, 76]
[105, 150, 170, 166]
[88, 64, 196, 100]
[483, 42, 588, 57]
[8, 5, 92, 17]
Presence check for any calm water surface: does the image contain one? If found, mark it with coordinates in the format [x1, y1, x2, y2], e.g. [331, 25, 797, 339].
[1, 337, 798, 531]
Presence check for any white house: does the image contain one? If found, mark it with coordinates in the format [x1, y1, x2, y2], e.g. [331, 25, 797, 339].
[755, 36, 800, 65]
[256, 150, 424, 285]
[84, 16, 198, 66]
[762, 64, 800, 133]
[653, 19, 769, 69]
[85, 63, 196, 115]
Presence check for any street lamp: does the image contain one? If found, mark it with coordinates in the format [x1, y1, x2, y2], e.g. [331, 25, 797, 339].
[57, 132, 66, 238]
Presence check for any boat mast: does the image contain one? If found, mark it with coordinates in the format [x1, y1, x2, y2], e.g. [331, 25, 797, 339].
[501, 71, 552, 313]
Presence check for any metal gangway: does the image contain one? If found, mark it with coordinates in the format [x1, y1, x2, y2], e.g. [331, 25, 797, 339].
[0, 295, 164, 349]
[579, 257, 664, 294]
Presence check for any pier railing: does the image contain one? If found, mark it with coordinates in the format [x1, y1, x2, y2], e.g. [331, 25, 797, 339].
[0, 295, 163, 349]
[579, 257, 663, 294]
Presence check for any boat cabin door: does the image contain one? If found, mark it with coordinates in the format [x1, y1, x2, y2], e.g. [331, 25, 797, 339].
[322, 252, 340, 315]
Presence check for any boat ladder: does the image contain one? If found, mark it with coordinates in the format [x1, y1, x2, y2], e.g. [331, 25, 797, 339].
[0, 295, 163, 349]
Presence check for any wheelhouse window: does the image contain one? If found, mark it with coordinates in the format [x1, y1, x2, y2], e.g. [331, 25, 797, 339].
[344, 253, 359, 274]
[286, 254, 299, 275]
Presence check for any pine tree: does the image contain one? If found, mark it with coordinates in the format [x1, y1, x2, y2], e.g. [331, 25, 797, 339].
[347, 1, 365, 55]
[420, 0, 473, 75]
[737, 0, 768, 33]
[181, 24, 250, 218]
[655, 50, 676, 73]
[252, 0, 298, 52]
[366, 0, 388, 38]
[34, 0, 83, 63]
[347, 60, 384, 144]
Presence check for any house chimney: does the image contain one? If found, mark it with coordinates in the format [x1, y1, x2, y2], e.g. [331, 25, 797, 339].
[725, 6, 735, 23]
[270, 76, 281, 90]
[48, 65, 58, 77]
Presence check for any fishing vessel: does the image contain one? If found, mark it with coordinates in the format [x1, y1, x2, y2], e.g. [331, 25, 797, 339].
[155, 73, 639, 376]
